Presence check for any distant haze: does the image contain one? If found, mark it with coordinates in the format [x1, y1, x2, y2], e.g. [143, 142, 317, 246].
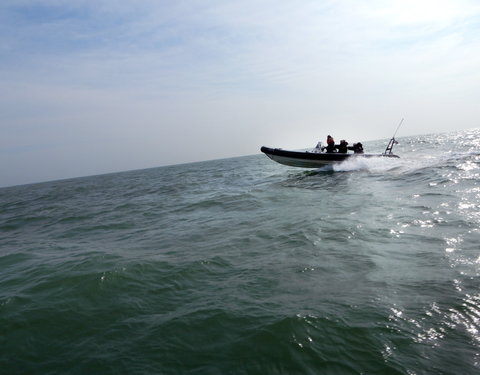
[1, 0, 480, 187]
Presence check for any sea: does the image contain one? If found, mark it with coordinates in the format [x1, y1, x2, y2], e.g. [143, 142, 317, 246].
[1, 129, 479, 375]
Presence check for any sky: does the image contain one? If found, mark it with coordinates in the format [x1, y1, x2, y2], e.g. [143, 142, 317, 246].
[1, 0, 480, 187]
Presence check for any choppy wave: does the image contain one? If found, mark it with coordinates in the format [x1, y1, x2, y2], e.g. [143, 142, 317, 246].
[1, 129, 479, 374]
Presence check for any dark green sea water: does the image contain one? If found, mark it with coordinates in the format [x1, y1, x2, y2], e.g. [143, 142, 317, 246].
[1, 129, 480, 374]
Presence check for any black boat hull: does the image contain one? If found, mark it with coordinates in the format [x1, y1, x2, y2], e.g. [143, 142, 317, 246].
[260, 146, 399, 168]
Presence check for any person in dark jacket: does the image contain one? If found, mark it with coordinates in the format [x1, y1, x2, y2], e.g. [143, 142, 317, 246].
[325, 135, 336, 153]
[336, 140, 348, 153]
[348, 142, 364, 154]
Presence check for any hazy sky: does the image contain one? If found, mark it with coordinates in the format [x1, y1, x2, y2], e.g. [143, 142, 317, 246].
[1, 0, 480, 187]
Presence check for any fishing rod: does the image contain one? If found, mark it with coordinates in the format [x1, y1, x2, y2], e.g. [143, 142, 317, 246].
[384, 118, 404, 155]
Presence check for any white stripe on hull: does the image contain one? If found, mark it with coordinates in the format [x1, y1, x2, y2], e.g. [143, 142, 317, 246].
[266, 154, 341, 168]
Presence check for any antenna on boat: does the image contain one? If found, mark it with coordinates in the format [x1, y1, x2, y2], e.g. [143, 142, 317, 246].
[384, 118, 404, 155]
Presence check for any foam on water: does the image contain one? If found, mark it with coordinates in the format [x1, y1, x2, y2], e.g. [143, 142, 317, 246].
[331, 155, 403, 173]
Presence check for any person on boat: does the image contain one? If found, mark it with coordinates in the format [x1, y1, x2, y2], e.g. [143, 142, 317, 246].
[336, 140, 349, 153]
[348, 142, 364, 154]
[325, 135, 336, 153]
